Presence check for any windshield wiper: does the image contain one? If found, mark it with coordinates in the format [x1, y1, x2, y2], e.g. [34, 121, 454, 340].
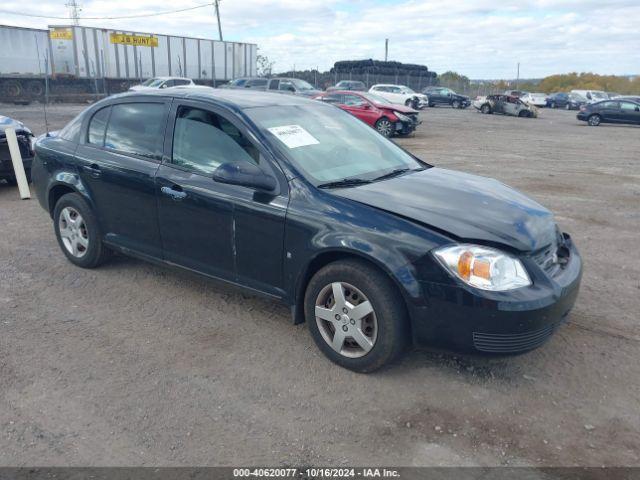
[317, 177, 372, 189]
[372, 167, 424, 182]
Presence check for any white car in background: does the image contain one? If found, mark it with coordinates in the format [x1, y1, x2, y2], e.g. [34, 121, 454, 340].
[520, 92, 548, 107]
[129, 77, 195, 91]
[570, 89, 608, 104]
[369, 84, 429, 109]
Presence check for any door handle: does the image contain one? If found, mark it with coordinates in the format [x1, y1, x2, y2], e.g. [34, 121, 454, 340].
[84, 163, 101, 178]
[161, 185, 187, 200]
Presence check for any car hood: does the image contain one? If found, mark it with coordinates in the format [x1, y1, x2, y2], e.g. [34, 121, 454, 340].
[376, 103, 417, 114]
[331, 167, 556, 252]
[0, 115, 32, 138]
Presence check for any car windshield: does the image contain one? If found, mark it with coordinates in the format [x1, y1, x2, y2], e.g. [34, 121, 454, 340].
[141, 78, 163, 87]
[362, 93, 391, 104]
[245, 104, 423, 185]
[399, 86, 415, 94]
[231, 79, 247, 86]
[591, 92, 607, 100]
[292, 79, 315, 91]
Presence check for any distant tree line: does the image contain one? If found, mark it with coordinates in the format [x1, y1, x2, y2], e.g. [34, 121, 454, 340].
[466, 72, 640, 95]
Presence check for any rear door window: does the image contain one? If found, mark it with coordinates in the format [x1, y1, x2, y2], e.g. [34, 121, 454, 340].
[269, 79, 280, 90]
[104, 103, 166, 159]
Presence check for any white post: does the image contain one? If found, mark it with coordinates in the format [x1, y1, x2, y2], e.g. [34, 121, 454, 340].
[4, 127, 31, 199]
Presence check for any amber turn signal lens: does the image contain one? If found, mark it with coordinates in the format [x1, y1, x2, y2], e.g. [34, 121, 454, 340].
[457, 251, 473, 280]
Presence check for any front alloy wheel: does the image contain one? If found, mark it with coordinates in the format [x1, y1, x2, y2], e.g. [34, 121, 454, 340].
[315, 282, 377, 358]
[304, 259, 409, 372]
[452, 100, 460, 109]
[588, 114, 601, 126]
[375, 118, 393, 137]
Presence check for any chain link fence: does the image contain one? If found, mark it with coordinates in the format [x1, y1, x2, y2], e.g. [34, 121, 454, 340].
[278, 68, 509, 99]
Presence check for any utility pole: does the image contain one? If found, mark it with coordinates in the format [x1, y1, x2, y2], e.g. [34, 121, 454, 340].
[214, 0, 223, 41]
[65, 0, 81, 25]
[516, 62, 520, 90]
[384, 38, 389, 61]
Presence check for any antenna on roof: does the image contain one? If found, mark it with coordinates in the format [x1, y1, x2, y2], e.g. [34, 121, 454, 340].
[34, 34, 51, 136]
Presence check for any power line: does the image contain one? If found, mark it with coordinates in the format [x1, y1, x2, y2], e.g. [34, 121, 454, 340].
[0, 2, 215, 20]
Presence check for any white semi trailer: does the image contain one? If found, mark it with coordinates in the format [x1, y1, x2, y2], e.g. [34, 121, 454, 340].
[0, 23, 258, 100]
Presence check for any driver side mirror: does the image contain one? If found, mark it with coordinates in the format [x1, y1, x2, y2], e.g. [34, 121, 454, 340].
[635, 106, 640, 112]
[361, 103, 371, 109]
[213, 161, 277, 192]
[160, 84, 168, 89]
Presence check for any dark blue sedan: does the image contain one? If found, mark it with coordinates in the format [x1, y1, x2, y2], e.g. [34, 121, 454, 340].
[31, 89, 582, 372]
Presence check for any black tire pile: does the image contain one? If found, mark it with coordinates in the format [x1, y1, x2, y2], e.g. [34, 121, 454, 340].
[330, 59, 436, 79]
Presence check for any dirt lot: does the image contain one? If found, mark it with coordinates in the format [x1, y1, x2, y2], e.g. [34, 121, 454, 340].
[1, 102, 639, 467]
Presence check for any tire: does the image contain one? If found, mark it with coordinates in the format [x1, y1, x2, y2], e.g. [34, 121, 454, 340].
[53, 192, 111, 268]
[375, 117, 394, 137]
[452, 100, 460, 109]
[404, 99, 412, 107]
[481, 104, 491, 114]
[304, 259, 409, 373]
[588, 114, 601, 126]
[565, 104, 571, 110]
[551, 102, 556, 109]
[25, 80, 44, 98]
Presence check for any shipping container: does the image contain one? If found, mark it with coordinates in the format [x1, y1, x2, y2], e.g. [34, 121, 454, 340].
[0, 23, 258, 101]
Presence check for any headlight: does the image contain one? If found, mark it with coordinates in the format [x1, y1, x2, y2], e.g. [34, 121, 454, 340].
[394, 111, 411, 122]
[434, 244, 531, 291]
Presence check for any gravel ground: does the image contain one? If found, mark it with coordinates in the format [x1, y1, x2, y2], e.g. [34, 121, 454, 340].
[0, 102, 639, 467]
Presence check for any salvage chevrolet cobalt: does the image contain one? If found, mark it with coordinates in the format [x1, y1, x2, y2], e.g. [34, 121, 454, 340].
[32, 89, 582, 372]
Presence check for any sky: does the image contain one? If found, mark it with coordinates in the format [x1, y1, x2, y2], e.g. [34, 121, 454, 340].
[2, 0, 639, 79]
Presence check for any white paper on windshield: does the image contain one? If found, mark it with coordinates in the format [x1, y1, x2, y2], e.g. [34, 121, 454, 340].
[268, 125, 319, 149]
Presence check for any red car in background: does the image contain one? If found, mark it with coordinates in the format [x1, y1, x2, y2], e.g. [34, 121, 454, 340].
[315, 90, 421, 137]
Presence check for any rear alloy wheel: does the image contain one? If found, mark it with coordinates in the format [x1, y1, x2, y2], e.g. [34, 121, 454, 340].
[53, 192, 111, 268]
[375, 118, 393, 137]
[551, 102, 556, 109]
[305, 260, 408, 372]
[588, 114, 601, 126]
[452, 100, 460, 109]
[481, 104, 491, 114]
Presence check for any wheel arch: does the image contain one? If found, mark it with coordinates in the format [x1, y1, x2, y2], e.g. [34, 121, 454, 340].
[46, 175, 94, 218]
[291, 248, 415, 327]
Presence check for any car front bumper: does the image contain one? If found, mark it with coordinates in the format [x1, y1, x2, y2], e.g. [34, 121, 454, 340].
[409, 236, 583, 353]
[576, 112, 589, 121]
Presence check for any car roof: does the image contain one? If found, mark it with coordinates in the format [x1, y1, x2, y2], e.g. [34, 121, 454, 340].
[108, 88, 319, 110]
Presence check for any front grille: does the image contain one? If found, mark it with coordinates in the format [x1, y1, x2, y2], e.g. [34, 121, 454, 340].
[530, 229, 569, 277]
[473, 322, 559, 353]
[532, 243, 560, 275]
